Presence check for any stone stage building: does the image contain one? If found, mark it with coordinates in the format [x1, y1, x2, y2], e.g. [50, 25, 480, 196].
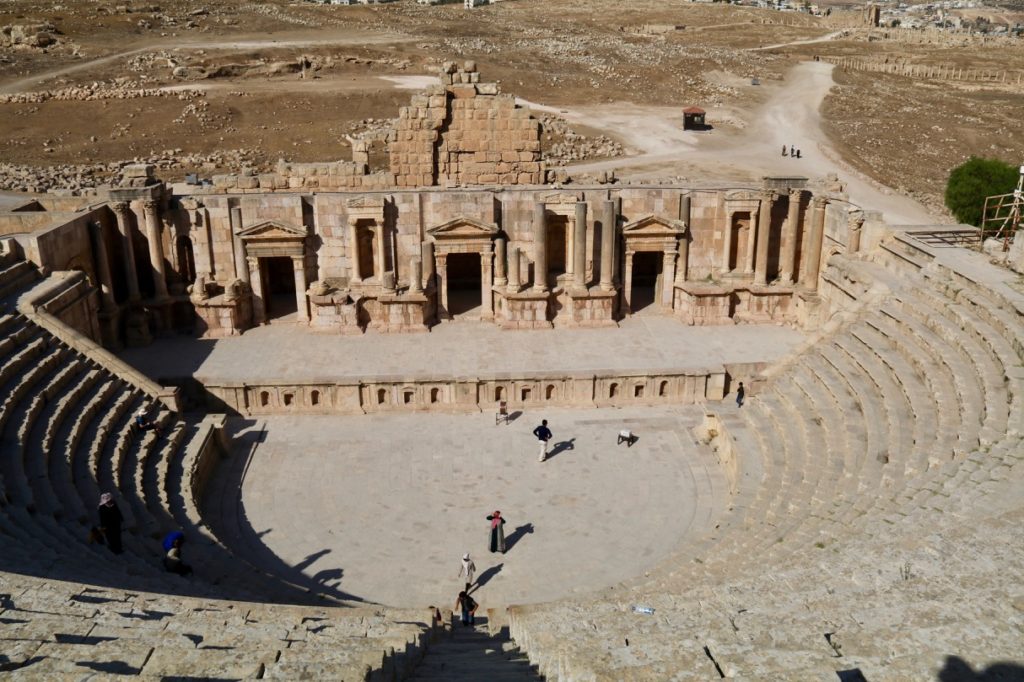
[0, 62, 867, 350]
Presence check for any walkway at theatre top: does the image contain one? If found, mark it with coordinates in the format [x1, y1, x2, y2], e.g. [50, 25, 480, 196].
[202, 405, 723, 608]
[119, 316, 806, 384]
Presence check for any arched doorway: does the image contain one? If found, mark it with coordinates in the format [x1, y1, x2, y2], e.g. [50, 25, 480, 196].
[630, 252, 662, 313]
[446, 252, 482, 318]
[262, 256, 297, 321]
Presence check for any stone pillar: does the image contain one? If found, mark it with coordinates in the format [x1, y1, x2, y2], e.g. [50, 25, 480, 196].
[508, 246, 521, 290]
[780, 190, 802, 284]
[721, 210, 734, 276]
[753, 192, 774, 286]
[348, 218, 362, 282]
[532, 202, 547, 292]
[230, 206, 248, 285]
[744, 208, 757, 276]
[111, 202, 141, 303]
[436, 253, 449, 317]
[803, 197, 828, 293]
[677, 194, 690, 284]
[662, 248, 678, 307]
[374, 219, 386, 282]
[88, 221, 116, 313]
[623, 250, 635, 313]
[292, 255, 309, 322]
[143, 199, 169, 300]
[248, 256, 265, 324]
[494, 236, 507, 287]
[848, 211, 864, 254]
[600, 200, 615, 291]
[410, 256, 423, 294]
[422, 240, 435, 290]
[573, 201, 587, 288]
[481, 245, 494, 320]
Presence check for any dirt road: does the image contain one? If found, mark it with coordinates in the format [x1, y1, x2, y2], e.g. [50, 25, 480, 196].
[539, 61, 938, 224]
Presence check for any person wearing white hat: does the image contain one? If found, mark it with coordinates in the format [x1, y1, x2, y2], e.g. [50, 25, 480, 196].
[97, 492, 123, 554]
[458, 552, 476, 593]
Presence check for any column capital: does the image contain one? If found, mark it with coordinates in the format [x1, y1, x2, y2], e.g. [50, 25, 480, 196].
[373, 218, 385, 229]
[759, 190, 777, 201]
[142, 198, 158, 212]
[246, 255, 259, 269]
[290, 254, 305, 263]
[812, 195, 828, 209]
[347, 216, 359, 227]
[789, 188, 803, 200]
[111, 201, 130, 216]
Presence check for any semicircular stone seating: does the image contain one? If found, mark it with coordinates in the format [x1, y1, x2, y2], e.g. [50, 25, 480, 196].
[0, 256, 436, 678]
[505, 246, 1024, 680]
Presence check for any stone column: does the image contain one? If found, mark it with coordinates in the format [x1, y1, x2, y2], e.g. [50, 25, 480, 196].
[410, 256, 423, 294]
[532, 202, 547, 292]
[248, 256, 265, 324]
[374, 219, 386, 282]
[436, 253, 449, 317]
[230, 206, 249, 285]
[88, 221, 116, 313]
[677, 194, 690, 284]
[292, 255, 309, 322]
[600, 200, 615, 291]
[111, 202, 141, 303]
[348, 218, 362, 282]
[494, 237, 507, 287]
[662, 248, 678, 308]
[508, 246, 521, 291]
[422, 240, 435, 290]
[573, 201, 587, 288]
[780, 190, 802, 284]
[753, 192, 774, 286]
[481, 245, 494, 320]
[143, 199, 169, 300]
[848, 211, 864, 254]
[743, 208, 757, 276]
[721, 210, 734, 277]
[623, 250, 635, 313]
[803, 197, 827, 293]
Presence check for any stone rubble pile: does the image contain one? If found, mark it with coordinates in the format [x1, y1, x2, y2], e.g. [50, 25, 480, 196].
[538, 114, 624, 165]
[1, 23, 59, 48]
[0, 149, 260, 195]
[0, 81, 203, 104]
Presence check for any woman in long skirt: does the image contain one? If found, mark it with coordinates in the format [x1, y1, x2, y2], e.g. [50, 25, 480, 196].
[486, 510, 506, 553]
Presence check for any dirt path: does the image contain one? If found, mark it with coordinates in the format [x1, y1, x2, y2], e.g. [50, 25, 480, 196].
[0, 32, 414, 95]
[752, 30, 847, 52]
[530, 61, 937, 224]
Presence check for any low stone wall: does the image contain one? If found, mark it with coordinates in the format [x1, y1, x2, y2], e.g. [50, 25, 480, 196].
[184, 414, 228, 511]
[18, 272, 182, 412]
[694, 411, 740, 496]
[197, 369, 727, 416]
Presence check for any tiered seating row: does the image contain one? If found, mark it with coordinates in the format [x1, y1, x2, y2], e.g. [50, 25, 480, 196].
[506, 254, 1024, 679]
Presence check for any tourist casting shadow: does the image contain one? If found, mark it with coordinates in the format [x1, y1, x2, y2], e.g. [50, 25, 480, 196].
[937, 655, 1024, 682]
[547, 438, 576, 459]
[504, 523, 534, 552]
[507, 410, 523, 424]
[471, 563, 503, 592]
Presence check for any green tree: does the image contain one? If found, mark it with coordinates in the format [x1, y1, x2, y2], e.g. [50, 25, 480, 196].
[944, 156, 1019, 226]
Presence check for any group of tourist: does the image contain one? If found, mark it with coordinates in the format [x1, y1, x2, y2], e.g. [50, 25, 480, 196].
[782, 145, 803, 159]
[94, 493, 192, 576]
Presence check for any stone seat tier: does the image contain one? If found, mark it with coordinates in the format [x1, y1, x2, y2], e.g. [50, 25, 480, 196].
[0, 336, 55, 438]
[118, 409, 176, 540]
[21, 356, 92, 518]
[0, 259, 39, 299]
[57, 376, 122, 524]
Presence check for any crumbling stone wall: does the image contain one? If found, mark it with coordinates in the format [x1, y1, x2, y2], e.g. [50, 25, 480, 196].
[388, 61, 543, 188]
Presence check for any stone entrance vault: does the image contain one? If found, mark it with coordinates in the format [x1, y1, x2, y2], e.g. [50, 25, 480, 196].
[428, 217, 498, 320]
[235, 220, 310, 325]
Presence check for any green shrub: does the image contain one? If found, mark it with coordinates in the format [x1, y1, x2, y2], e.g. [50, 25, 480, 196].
[944, 157, 1019, 226]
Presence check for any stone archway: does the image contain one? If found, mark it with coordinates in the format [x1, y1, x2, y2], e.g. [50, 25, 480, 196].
[620, 215, 684, 315]
[236, 220, 310, 324]
[427, 216, 498, 321]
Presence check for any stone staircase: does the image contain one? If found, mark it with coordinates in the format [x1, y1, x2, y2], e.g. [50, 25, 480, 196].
[0, 253, 436, 676]
[504, 245, 1024, 679]
[408, 617, 542, 681]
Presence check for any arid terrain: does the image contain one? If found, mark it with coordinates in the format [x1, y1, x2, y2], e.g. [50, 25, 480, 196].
[2, 0, 1023, 218]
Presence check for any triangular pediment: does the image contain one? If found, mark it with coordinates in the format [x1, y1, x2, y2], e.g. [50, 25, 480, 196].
[236, 220, 308, 239]
[622, 214, 685, 236]
[427, 216, 498, 239]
